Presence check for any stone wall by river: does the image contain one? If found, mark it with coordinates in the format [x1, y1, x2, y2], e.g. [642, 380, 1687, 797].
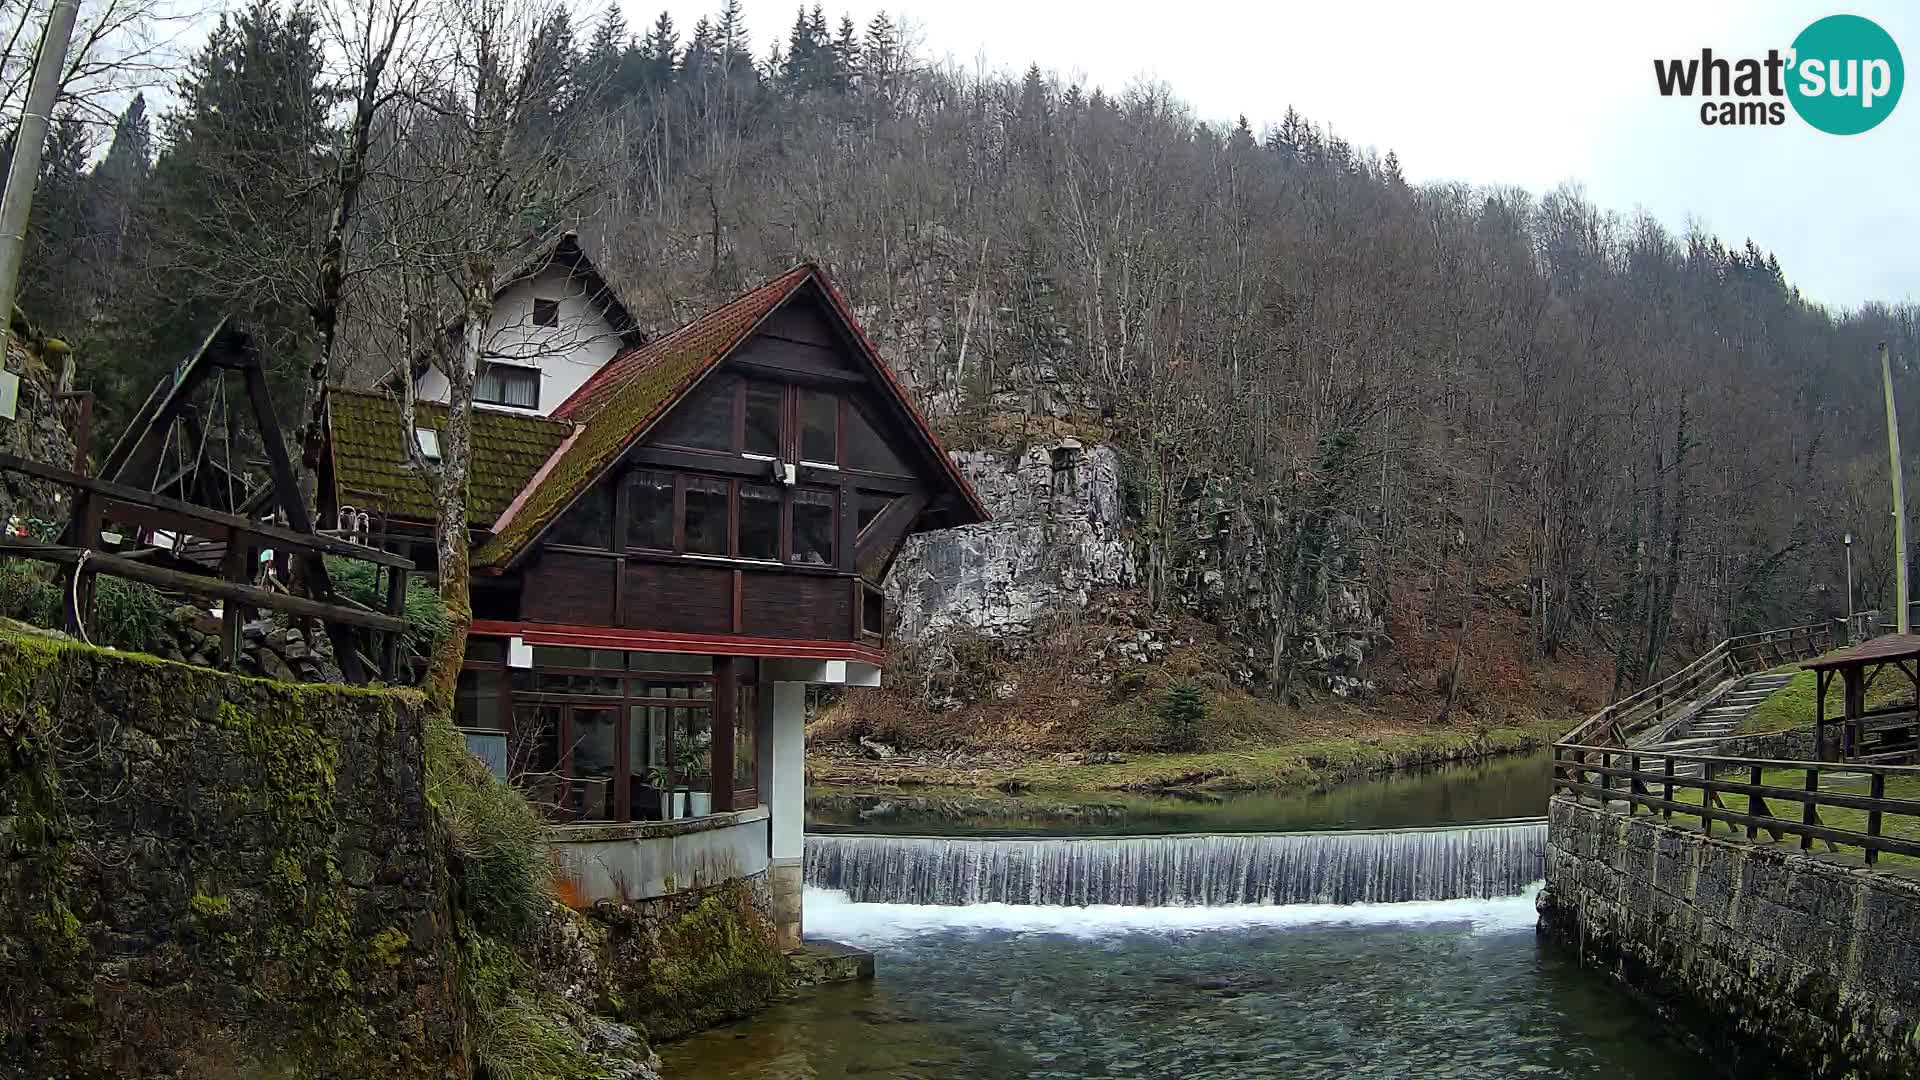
[1540, 796, 1920, 1080]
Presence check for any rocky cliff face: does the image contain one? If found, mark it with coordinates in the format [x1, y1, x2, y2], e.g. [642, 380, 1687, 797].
[0, 339, 78, 529]
[888, 440, 1133, 642]
[887, 438, 1382, 696]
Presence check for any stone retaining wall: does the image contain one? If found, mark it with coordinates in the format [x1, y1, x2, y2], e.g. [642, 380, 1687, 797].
[1540, 795, 1920, 1079]
[0, 631, 465, 1078]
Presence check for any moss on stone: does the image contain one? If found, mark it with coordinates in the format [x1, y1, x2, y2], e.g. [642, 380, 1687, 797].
[601, 878, 788, 1043]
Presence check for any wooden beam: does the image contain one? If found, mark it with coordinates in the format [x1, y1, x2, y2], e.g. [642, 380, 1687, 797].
[0, 537, 408, 633]
[854, 492, 927, 576]
[0, 452, 413, 569]
[101, 318, 236, 488]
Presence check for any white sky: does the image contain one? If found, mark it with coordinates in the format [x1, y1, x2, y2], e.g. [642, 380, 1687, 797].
[631, 0, 1920, 309]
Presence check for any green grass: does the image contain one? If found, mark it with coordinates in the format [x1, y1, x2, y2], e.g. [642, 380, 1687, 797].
[1743, 667, 1915, 734]
[1655, 765, 1920, 870]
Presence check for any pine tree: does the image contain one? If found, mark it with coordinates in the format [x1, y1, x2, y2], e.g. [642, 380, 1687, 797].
[682, 16, 717, 82]
[1157, 680, 1208, 751]
[832, 15, 858, 93]
[641, 11, 678, 89]
[862, 11, 898, 99]
[717, 0, 751, 73]
[82, 94, 151, 305]
[522, 10, 579, 139]
[579, 5, 629, 109]
[18, 112, 93, 336]
[92, 0, 330, 431]
[1383, 149, 1406, 187]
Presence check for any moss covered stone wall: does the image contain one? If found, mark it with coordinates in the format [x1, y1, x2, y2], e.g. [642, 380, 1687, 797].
[0, 631, 467, 1078]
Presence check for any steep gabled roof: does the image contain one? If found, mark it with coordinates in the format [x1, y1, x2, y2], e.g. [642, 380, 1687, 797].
[327, 387, 574, 524]
[473, 263, 988, 570]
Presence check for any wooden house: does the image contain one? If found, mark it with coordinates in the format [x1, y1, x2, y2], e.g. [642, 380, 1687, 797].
[319, 246, 987, 945]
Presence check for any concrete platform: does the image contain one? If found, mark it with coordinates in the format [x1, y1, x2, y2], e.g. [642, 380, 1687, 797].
[787, 939, 875, 986]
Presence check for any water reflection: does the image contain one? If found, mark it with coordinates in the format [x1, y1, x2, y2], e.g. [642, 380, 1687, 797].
[807, 751, 1553, 837]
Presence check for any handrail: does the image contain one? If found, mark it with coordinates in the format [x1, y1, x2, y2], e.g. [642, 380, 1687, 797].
[1560, 616, 1874, 749]
[1552, 742, 1920, 865]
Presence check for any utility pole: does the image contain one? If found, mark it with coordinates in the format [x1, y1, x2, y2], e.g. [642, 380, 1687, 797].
[0, 0, 81, 350]
[1882, 341, 1910, 635]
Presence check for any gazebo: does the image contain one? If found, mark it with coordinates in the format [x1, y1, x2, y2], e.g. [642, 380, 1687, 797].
[1801, 634, 1920, 763]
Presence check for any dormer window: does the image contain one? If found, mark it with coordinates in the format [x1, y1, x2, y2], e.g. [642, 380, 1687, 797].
[532, 297, 560, 327]
[476, 363, 539, 410]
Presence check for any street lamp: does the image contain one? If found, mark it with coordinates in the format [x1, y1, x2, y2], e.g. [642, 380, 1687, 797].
[1844, 532, 1855, 635]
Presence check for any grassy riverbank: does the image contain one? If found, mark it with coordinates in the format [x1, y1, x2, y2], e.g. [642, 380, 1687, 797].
[808, 716, 1563, 793]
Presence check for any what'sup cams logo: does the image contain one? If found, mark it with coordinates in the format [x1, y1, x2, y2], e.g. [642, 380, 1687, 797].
[1654, 14, 1903, 134]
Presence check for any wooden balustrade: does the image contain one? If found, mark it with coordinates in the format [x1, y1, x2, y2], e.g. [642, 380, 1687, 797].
[1559, 618, 1861, 751]
[1553, 743, 1920, 865]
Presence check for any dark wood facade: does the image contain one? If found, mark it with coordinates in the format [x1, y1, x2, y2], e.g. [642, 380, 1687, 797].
[451, 286, 979, 826]
[498, 294, 932, 655]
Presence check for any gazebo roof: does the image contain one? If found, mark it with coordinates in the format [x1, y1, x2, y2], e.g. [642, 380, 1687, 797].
[1802, 633, 1920, 671]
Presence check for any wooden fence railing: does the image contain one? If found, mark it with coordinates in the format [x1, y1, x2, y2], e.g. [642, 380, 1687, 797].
[1560, 617, 1871, 750]
[0, 451, 413, 680]
[1553, 743, 1920, 865]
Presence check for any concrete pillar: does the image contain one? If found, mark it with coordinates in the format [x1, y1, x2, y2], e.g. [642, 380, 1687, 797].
[762, 680, 806, 951]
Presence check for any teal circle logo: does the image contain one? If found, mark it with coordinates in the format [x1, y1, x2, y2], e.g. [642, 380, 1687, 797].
[1788, 15, 1903, 135]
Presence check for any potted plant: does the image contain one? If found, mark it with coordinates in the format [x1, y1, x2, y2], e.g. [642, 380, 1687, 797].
[642, 764, 681, 818]
[676, 731, 712, 817]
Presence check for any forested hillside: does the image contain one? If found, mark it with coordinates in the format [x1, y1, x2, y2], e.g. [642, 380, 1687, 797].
[14, 0, 1919, 718]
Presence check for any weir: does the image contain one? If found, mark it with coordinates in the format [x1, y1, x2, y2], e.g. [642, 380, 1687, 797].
[805, 818, 1545, 906]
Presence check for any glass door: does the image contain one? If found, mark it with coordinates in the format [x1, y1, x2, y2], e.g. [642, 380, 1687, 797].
[569, 705, 618, 822]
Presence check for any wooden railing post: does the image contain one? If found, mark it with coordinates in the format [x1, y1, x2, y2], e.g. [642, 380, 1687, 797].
[1663, 757, 1675, 820]
[1700, 760, 1715, 835]
[1801, 767, 1817, 850]
[1867, 772, 1886, 866]
[1746, 763, 1763, 840]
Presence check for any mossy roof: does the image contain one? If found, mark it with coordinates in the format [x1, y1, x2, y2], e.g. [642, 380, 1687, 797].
[380, 261, 990, 572]
[473, 265, 816, 568]
[326, 387, 574, 524]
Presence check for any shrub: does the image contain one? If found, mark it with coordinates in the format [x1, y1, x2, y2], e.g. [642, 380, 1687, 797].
[327, 556, 448, 660]
[425, 712, 552, 939]
[1157, 679, 1208, 751]
[0, 558, 169, 653]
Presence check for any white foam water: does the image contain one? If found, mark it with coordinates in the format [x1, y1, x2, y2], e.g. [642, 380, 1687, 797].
[806, 819, 1546, 907]
[804, 882, 1544, 947]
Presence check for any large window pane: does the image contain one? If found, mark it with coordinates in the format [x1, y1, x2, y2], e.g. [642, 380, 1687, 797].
[685, 477, 728, 555]
[549, 480, 613, 548]
[793, 488, 835, 565]
[511, 704, 566, 821]
[570, 707, 617, 821]
[455, 670, 505, 730]
[673, 707, 713, 817]
[626, 470, 674, 550]
[745, 381, 783, 456]
[630, 705, 668, 820]
[739, 483, 781, 560]
[654, 377, 736, 451]
[734, 682, 758, 800]
[846, 402, 909, 475]
[477, 363, 540, 409]
[799, 389, 837, 463]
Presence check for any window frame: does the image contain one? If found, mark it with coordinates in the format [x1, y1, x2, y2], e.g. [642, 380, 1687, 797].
[475, 361, 541, 410]
[531, 297, 561, 327]
[458, 639, 758, 824]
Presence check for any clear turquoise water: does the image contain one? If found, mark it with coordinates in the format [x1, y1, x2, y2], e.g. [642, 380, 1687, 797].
[661, 888, 1707, 1079]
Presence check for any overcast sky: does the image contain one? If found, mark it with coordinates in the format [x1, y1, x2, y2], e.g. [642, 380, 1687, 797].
[632, 0, 1919, 310]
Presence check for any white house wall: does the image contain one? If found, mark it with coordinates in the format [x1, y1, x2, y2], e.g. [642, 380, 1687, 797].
[413, 265, 624, 417]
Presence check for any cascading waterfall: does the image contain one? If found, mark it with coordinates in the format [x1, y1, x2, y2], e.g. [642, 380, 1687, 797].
[805, 819, 1545, 906]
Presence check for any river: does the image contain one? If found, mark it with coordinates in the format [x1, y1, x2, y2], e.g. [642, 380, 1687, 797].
[661, 754, 1709, 1078]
